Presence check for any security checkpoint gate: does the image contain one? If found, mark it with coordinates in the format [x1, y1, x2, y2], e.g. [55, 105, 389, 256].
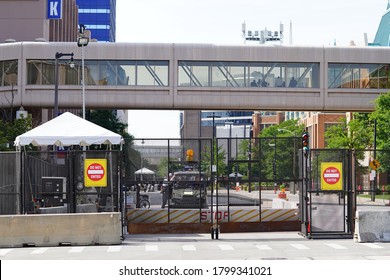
[125, 137, 301, 237]
[300, 149, 354, 239]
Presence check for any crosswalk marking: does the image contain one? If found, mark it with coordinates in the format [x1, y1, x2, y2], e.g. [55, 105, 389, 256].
[290, 244, 310, 250]
[31, 248, 48, 254]
[69, 247, 85, 253]
[145, 245, 159, 252]
[255, 245, 272, 250]
[182, 245, 196, 251]
[0, 249, 13, 256]
[366, 256, 390, 260]
[360, 243, 384, 249]
[107, 246, 121, 252]
[3, 241, 389, 258]
[218, 244, 234, 251]
[325, 243, 347, 250]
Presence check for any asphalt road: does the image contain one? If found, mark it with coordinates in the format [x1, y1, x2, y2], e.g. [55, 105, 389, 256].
[1, 231, 390, 261]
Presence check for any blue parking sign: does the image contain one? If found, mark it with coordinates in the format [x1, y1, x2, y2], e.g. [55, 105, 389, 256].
[47, 0, 62, 19]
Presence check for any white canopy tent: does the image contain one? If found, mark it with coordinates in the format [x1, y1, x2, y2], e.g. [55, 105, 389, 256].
[229, 172, 243, 178]
[14, 112, 124, 149]
[134, 167, 155, 175]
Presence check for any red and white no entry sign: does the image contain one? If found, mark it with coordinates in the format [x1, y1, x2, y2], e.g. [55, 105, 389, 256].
[84, 159, 107, 187]
[322, 166, 340, 184]
[86, 163, 105, 181]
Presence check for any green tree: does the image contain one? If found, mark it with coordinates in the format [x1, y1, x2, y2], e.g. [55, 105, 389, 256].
[256, 119, 304, 182]
[86, 110, 128, 136]
[371, 91, 390, 172]
[0, 115, 32, 151]
[201, 140, 227, 178]
[86, 110, 137, 185]
[324, 113, 372, 150]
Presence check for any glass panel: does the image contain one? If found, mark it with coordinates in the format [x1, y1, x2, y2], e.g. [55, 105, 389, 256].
[84, 60, 99, 85]
[341, 65, 353, 88]
[98, 61, 117, 85]
[0, 61, 3, 86]
[175, 61, 320, 88]
[1, 60, 18, 86]
[227, 62, 247, 87]
[27, 60, 40, 85]
[64, 63, 79, 85]
[328, 64, 342, 88]
[378, 65, 390, 89]
[366, 64, 379, 89]
[41, 61, 55, 85]
[178, 61, 209, 86]
[328, 63, 390, 89]
[137, 61, 168, 86]
[116, 61, 135, 85]
[248, 63, 268, 87]
[267, 63, 286, 87]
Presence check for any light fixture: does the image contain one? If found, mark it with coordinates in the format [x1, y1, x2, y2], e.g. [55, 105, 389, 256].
[69, 56, 75, 68]
[77, 36, 89, 47]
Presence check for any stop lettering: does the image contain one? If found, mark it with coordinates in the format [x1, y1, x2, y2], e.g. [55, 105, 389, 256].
[86, 163, 105, 181]
[323, 166, 340, 184]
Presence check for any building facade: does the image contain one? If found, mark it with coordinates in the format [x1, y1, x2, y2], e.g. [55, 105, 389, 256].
[372, 1, 390, 46]
[76, 0, 116, 42]
[0, 0, 78, 43]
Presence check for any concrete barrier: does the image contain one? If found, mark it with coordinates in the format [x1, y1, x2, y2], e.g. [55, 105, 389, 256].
[272, 198, 298, 209]
[354, 210, 390, 242]
[0, 212, 122, 248]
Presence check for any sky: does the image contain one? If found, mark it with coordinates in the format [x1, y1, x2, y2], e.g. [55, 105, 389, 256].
[116, 0, 388, 140]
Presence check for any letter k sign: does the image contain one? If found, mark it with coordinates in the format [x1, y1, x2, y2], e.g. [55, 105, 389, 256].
[48, 0, 62, 19]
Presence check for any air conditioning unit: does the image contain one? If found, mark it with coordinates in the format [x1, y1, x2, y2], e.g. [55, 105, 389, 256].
[41, 177, 67, 207]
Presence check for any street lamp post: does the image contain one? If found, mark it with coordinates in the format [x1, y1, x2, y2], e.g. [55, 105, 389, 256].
[206, 112, 221, 239]
[54, 52, 74, 117]
[77, 24, 89, 119]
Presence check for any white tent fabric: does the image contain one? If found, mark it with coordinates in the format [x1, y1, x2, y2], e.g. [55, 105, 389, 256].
[14, 112, 124, 148]
[134, 167, 155, 175]
[229, 172, 243, 178]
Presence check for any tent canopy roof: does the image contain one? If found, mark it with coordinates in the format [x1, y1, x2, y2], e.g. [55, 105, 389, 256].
[134, 167, 155, 175]
[229, 172, 243, 178]
[14, 112, 124, 148]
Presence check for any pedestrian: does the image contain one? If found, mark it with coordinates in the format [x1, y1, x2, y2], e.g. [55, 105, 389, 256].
[161, 178, 170, 209]
[289, 77, 297, 87]
[275, 76, 283, 87]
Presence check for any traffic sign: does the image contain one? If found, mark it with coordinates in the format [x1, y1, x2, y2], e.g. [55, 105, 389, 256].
[321, 162, 343, 191]
[323, 166, 340, 184]
[369, 159, 380, 170]
[86, 163, 105, 181]
[84, 159, 107, 187]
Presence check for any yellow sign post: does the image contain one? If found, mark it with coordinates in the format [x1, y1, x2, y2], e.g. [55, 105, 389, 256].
[321, 162, 343, 191]
[369, 159, 380, 170]
[84, 159, 107, 187]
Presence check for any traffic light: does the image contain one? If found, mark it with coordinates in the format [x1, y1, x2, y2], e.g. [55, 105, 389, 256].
[302, 132, 309, 155]
[186, 149, 194, 161]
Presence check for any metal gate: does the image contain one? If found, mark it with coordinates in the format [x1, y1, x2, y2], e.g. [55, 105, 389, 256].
[300, 149, 354, 239]
[21, 150, 122, 217]
[211, 136, 302, 238]
[125, 137, 301, 237]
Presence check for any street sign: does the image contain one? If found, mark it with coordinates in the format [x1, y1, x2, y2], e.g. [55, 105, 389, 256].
[321, 162, 343, 191]
[84, 159, 107, 187]
[370, 170, 376, 181]
[369, 159, 380, 170]
[47, 0, 62, 19]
